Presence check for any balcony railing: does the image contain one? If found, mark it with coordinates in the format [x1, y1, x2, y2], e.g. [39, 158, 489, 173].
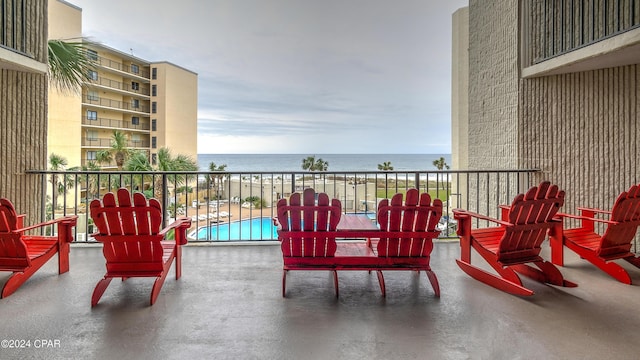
[89, 77, 151, 96]
[83, 95, 150, 113]
[82, 116, 151, 131]
[0, 0, 26, 55]
[81, 137, 150, 148]
[524, 0, 640, 64]
[27, 169, 542, 243]
[95, 55, 150, 79]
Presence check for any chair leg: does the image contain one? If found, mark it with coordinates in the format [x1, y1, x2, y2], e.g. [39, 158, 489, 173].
[91, 277, 113, 307]
[282, 270, 288, 297]
[175, 245, 182, 280]
[58, 240, 71, 274]
[512, 262, 577, 288]
[333, 270, 339, 298]
[425, 270, 440, 297]
[568, 246, 633, 284]
[376, 270, 386, 297]
[456, 259, 534, 296]
[1, 252, 53, 298]
[150, 270, 170, 306]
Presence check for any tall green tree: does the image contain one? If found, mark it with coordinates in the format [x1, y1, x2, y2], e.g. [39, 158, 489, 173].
[432, 157, 450, 190]
[301, 155, 329, 171]
[96, 130, 132, 170]
[124, 148, 198, 199]
[208, 162, 228, 200]
[48, 153, 75, 214]
[377, 161, 394, 171]
[48, 39, 96, 94]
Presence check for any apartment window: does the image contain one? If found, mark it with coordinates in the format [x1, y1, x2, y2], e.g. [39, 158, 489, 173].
[88, 70, 98, 81]
[151, 153, 157, 165]
[87, 90, 99, 101]
[131, 64, 139, 74]
[131, 117, 140, 125]
[87, 110, 97, 120]
[87, 130, 98, 140]
[151, 85, 157, 96]
[151, 119, 157, 131]
[131, 134, 141, 146]
[152, 67, 157, 79]
[87, 151, 97, 160]
[152, 102, 157, 113]
[86, 49, 98, 61]
[132, 99, 139, 109]
[152, 136, 157, 149]
[131, 82, 139, 91]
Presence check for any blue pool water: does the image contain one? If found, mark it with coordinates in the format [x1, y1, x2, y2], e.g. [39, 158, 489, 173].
[189, 217, 278, 241]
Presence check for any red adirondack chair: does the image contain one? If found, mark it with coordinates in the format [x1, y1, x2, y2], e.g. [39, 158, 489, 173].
[0, 198, 77, 298]
[551, 183, 640, 284]
[453, 181, 577, 296]
[368, 189, 443, 297]
[89, 188, 191, 306]
[276, 188, 342, 297]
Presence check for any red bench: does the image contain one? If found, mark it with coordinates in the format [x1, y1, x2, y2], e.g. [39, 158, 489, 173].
[275, 188, 442, 298]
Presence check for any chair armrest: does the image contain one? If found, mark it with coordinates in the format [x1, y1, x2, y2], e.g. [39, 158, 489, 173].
[452, 209, 511, 227]
[577, 207, 612, 215]
[17, 215, 78, 233]
[159, 217, 192, 245]
[557, 212, 619, 225]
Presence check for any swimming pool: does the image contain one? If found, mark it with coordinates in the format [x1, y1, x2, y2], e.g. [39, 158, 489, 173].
[188, 217, 278, 241]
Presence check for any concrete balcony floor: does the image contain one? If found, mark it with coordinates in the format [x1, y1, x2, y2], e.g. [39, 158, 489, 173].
[1, 241, 639, 360]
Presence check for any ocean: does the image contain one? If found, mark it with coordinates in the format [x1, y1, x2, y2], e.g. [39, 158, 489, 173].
[197, 154, 452, 172]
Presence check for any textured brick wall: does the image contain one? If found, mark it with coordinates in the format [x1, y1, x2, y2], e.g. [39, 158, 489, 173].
[0, 0, 47, 218]
[468, 0, 520, 169]
[520, 67, 640, 218]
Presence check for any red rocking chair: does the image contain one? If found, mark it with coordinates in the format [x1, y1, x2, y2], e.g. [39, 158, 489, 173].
[551, 183, 640, 284]
[89, 188, 191, 306]
[0, 198, 77, 298]
[453, 181, 577, 296]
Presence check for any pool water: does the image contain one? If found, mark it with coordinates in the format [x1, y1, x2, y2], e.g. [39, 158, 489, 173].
[189, 217, 278, 241]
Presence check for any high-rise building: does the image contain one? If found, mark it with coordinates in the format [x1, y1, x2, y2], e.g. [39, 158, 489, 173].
[452, 1, 640, 215]
[48, 0, 197, 170]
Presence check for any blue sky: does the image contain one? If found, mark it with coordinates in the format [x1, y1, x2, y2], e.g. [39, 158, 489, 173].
[66, 0, 468, 154]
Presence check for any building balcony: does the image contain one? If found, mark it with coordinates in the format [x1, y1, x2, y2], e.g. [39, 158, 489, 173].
[0, 0, 48, 74]
[81, 137, 150, 148]
[95, 55, 150, 80]
[3, 230, 639, 358]
[82, 116, 151, 131]
[82, 95, 150, 114]
[88, 77, 151, 97]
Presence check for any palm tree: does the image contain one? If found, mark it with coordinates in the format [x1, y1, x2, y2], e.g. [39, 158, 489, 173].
[301, 156, 316, 171]
[377, 161, 394, 171]
[208, 162, 228, 200]
[48, 39, 96, 94]
[124, 148, 198, 200]
[96, 130, 132, 169]
[48, 153, 75, 215]
[301, 155, 329, 172]
[68, 161, 102, 201]
[432, 157, 450, 190]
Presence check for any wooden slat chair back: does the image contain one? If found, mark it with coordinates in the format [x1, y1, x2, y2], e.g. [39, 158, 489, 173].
[0, 200, 29, 270]
[376, 190, 442, 257]
[0, 198, 77, 298]
[497, 182, 565, 265]
[277, 188, 341, 258]
[598, 184, 640, 258]
[89, 188, 190, 306]
[551, 183, 640, 284]
[453, 181, 576, 296]
[91, 189, 165, 274]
